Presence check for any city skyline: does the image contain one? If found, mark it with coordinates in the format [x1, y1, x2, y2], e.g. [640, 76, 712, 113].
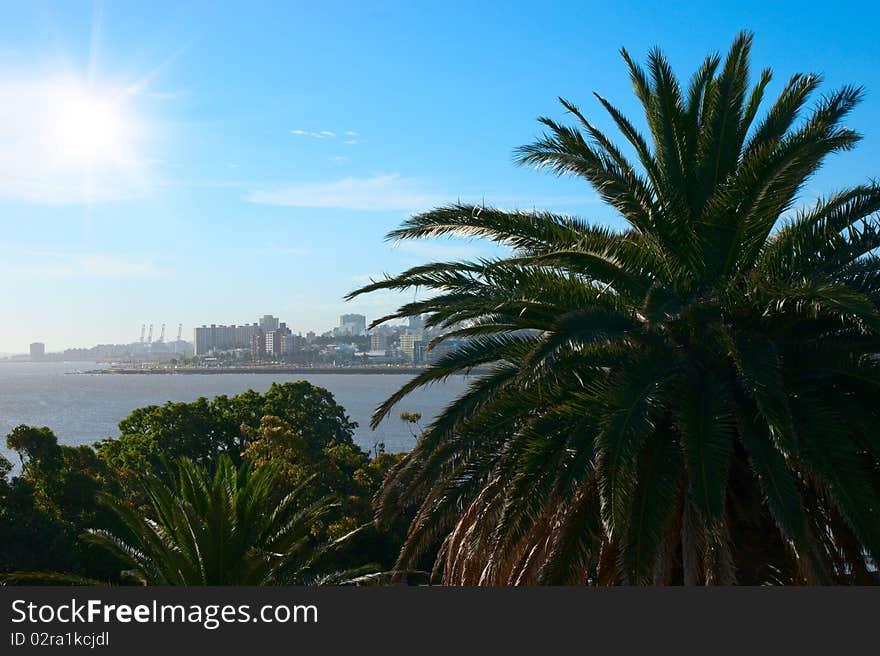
[12, 309, 438, 369]
[13, 311, 399, 356]
[1, 2, 879, 352]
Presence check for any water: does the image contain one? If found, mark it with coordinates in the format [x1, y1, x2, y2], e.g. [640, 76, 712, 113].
[0, 361, 469, 465]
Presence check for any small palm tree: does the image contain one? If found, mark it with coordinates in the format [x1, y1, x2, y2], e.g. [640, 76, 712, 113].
[85, 455, 337, 585]
[349, 31, 880, 585]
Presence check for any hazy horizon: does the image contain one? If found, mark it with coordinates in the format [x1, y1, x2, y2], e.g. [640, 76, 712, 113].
[2, 1, 879, 353]
[3, 312, 410, 355]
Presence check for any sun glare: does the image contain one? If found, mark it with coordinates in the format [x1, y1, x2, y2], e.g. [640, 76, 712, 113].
[43, 79, 137, 167]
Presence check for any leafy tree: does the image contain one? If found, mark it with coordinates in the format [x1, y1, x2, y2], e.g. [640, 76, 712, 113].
[242, 415, 406, 566]
[7, 426, 111, 523]
[97, 382, 357, 472]
[100, 398, 225, 471]
[242, 382, 357, 453]
[1, 426, 121, 579]
[85, 455, 339, 585]
[0, 488, 81, 577]
[1, 381, 403, 583]
[6, 425, 61, 469]
[0, 452, 11, 493]
[349, 32, 880, 585]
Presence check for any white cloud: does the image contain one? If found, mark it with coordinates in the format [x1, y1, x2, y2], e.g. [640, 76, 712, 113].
[290, 128, 359, 144]
[327, 155, 349, 163]
[245, 174, 443, 212]
[291, 128, 338, 139]
[0, 76, 156, 205]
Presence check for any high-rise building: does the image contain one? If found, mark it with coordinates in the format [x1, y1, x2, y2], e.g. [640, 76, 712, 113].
[193, 327, 207, 355]
[194, 324, 233, 355]
[192, 316, 289, 356]
[194, 325, 215, 355]
[266, 323, 293, 356]
[251, 328, 266, 360]
[259, 315, 280, 334]
[235, 323, 260, 348]
[280, 332, 302, 355]
[339, 314, 367, 336]
[194, 323, 260, 355]
[29, 342, 45, 360]
[399, 333, 424, 363]
[370, 332, 388, 352]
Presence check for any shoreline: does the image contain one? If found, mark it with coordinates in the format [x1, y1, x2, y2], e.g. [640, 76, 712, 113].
[82, 366, 447, 376]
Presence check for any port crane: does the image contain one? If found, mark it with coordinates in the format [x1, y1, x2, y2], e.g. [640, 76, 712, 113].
[138, 322, 182, 351]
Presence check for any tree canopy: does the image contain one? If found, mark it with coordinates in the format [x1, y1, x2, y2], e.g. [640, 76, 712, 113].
[1, 381, 403, 584]
[350, 31, 880, 585]
[97, 381, 358, 471]
[85, 454, 338, 585]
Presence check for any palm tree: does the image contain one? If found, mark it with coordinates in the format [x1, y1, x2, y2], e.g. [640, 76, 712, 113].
[85, 455, 338, 585]
[349, 31, 880, 585]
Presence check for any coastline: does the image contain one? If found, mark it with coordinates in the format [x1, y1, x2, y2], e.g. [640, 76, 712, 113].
[81, 365, 456, 375]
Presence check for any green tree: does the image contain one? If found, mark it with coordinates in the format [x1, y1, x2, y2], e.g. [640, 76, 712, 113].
[97, 381, 357, 472]
[242, 415, 406, 566]
[7, 426, 112, 523]
[6, 425, 61, 468]
[349, 32, 880, 585]
[1, 426, 121, 579]
[0, 380, 396, 583]
[85, 454, 339, 585]
[0, 453, 10, 492]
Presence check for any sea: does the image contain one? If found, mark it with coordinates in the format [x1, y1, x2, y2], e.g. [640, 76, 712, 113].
[0, 361, 469, 466]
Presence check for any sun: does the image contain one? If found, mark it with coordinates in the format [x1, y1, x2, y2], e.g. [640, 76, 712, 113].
[0, 1, 163, 204]
[42, 78, 138, 167]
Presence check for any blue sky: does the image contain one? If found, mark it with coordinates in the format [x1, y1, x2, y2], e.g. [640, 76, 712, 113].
[1, 1, 879, 352]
